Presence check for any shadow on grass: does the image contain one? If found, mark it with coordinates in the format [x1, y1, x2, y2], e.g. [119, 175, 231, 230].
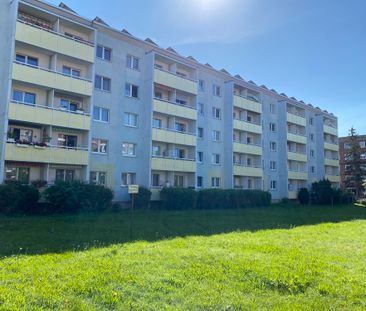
[0, 204, 365, 258]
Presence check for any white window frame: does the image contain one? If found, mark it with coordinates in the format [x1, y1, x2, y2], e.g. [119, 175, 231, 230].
[212, 153, 221, 165]
[95, 75, 111, 92]
[124, 112, 138, 127]
[197, 151, 203, 163]
[212, 130, 221, 142]
[270, 141, 277, 151]
[122, 142, 136, 157]
[126, 54, 140, 70]
[125, 83, 139, 98]
[270, 180, 277, 190]
[121, 172, 136, 187]
[212, 84, 221, 97]
[93, 106, 109, 123]
[97, 45, 112, 61]
[269, 122, 276, 132]
[197, 127, 204, 138]
[90, 171, 107, 185]
[211, 177, 221, 188]
[270, 160, 277, 171]
[212, 107, 221, 119]
[92, 138, 108, 154]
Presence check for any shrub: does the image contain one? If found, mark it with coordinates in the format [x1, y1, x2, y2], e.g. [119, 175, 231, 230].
[297, 188, 310, 205]
[160, 187, 197, 210]
[31, 180, 47, 189]
[132, 187, 151, 209]
[0, 182, 39, 214]
[311, 179, 336, 205]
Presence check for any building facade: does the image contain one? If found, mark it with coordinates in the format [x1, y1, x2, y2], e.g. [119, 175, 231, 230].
[0, 0, 340, 201]
[339, 135, 366, 192]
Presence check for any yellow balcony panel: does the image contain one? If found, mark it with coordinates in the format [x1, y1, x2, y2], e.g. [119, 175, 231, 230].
[233, 95, 261, 113]
[287, 132, 307, 144]
[288, 191, 297, 199]
[12, 62, 92, 97]
[287, 112, 306, 126]
[233, 165, 263, 177]
[288, 152, 307, 162]
[15, 21, 94, 63]
[325, 158, 339, 167]
[5, 143, 88, 165]
[152, 128, 196, 146]
[323, 125, 338, 136]
[233, 119, 262, 134]
[8, 102, 91, 130]
[151, 157, 196, 172]
[153, 99, 197, 120]
[288, 171, 308, 180]
[154, 68, 197, 95]
[150, 188, 161, 201]
[325, 175, 340, 183]
[233, 142, 262, 155]
[324, 142, 339, 152]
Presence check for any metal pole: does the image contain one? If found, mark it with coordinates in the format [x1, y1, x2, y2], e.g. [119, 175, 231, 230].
[129, 194, 134, 241]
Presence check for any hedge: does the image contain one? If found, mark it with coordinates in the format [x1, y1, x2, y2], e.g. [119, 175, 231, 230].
[132, 187, 152, 209]
[160, 187, 197, 210]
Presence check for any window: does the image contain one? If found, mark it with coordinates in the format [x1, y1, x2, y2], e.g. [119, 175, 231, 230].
[126, 55, 139, 70]
[16, 53, 38, 67]
[269, 122, 276, 132]
[58, 134, 77, 148]
[310, 149, 315, 157]
[309, 133, 314, 142]
[360, 141, 366, 148]
[212, 107, 221, 119]
[122, 143, 136, 156]
[60, 99, 79, 112]
[197, 127, 204, 138]
[93, 106, 109, 122]
[247, 158, 252, 166]
[310, 166, 315, 174]
[90, 171, 106, 185]
[198, 103, 204, 115]
[62, 66, 80, 78]
[212, 84, 221, 97]
[153, 118, 162, 128]
[125, 83, 139, 98]
[55, 169, 74, 182]
[124, 113, 138, 127]
[121, 173, 136, 186]
[270, 104, 275, 113]
[197, 176, 203, 188]
[176, 98, 187, 106]
[175, 122, 186, 132]
[174, 148, 185, 159]
[270, 161, 277, 171]
[199, 79, 205, 92]
[96, 45, 111, 61]
[95, 75, 111, 91]
[152, 174, 160, 187]
[5, 166, 30, 184]
[270, 141, 276, 151]
[197, 151, 203, 163]
[173, 175, 184, 187]
[211, 177, 221, 188]
[247, 179, 252, 189]
[212, 153, 221, 165]
[9, 127, 33, 142]
[212, 130, 221, 142]
[309, 117, 314, 125]
[92, 138, 108, 154]
[270, 180, 277, 190]
[247, 115, 252, 123]
[246, 136, 252, 144]
[152, 145, 161, 156]
[12, 90, 36, 105]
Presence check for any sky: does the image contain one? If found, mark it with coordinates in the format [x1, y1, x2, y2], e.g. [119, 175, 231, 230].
[47, 0, 366, 137]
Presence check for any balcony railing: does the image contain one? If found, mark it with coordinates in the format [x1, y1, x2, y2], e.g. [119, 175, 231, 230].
[152, 155, 195, 161]
[287, 149, 306, 154]
[154, 65, 197, 82]
[287, 129, 306, 137]
[17, 18, 94, 47]
[233, 117, 261, 126]
[233, 162, 262, 168]
[154, 97, 196, 110]
[233, 93, 261, 103]
[233, 139, 262, 147]
[152, 125, 196, 136]
[286, 109, 305, 118]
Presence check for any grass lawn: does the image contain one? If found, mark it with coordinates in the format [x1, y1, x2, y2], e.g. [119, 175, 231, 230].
[0, 204, 366, 310]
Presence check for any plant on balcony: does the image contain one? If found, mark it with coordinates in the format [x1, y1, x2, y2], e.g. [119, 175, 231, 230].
[7, 131, 16, 143]
[15, 139, 31, 147]
[33, 142, 48, 148]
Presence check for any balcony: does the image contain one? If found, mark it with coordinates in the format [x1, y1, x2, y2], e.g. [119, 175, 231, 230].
[5, 143, 88, 165]
[15, 20, 94, 63]
[324, 142, 339, 152]
[233, 142, 262, 155]
[12, 62, 93, 97]
[288, 171, 308, 180]
[288, 191, 297, 199]
[8, 101, 91, 131]
[152, 127, 196, 146]
[323, 124, 338, 136]
[151, 157, 196, 172]
[288, 151, 307, 162]
[287, 112, 306, 126]
[233, 95, 261, 113]
[154, 67, 197, 95]
[153, 98, 197, 120]
[325, 158, 339, 167]
[325, 174, 340, 183]
[233, 119, 262, 134]
[287, 132, 307, 144]
[233, 165, 263, 177]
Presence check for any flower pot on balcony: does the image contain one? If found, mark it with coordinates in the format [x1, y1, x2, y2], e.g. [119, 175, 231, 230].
[76, 110, 84, 114]
[34, 145, 46, 149]
[16, 143, 29, 148]
[7, 138, 15, 143]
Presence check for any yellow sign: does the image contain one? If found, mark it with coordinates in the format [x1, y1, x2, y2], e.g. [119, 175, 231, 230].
[128, 185, 139, 194]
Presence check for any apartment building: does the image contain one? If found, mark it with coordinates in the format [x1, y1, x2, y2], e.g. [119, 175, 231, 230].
[339, 135, 366, 192]
[0, 0, 340, 201]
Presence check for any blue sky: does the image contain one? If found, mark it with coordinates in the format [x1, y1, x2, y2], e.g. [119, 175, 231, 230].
[48, 0, 366, 137]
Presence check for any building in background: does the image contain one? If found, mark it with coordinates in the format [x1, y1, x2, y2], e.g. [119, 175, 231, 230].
[0, 0, 340, 201]
[339, 135, 366, 192]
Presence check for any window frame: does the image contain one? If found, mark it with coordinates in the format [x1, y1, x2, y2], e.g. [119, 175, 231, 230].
[93, 106, 110, 123]
[125, 83, 139, 98]
[122, 142, 136, 157]
[96, 45, 112, 61]
[91, 138, 108, 154]
[123, 112, 138, 127]
[126, 54, 140, 70]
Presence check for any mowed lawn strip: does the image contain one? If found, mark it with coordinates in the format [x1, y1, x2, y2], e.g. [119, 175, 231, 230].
[0, 205, 366, 310]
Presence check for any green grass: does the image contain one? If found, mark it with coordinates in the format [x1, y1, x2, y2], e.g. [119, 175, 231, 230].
[1, 204, 366, 310]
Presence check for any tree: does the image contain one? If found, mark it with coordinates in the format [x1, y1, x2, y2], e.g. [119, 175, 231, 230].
[344, 127, 365, 198]
[311, 179, 335, 205]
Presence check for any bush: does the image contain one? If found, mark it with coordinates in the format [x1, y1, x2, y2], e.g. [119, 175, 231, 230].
[311, 179, 336, 205]
[43, 182, 113, 214]
[196, 189, 271, 210]
[132, 187, 151, 209]
[297, 188, 310, 205]
[160, 187, 197, 210]
[0, 182, 39, 214]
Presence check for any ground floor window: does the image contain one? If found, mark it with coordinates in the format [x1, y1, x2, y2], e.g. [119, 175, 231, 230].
[211, 177, 221, 188]
[152, 174, 160, 187]
[121, 172, 136, 186]
[90, 171, 106, 185]
[5, 166, 30, 184]
[174, 175, 184, 187]
[56, 169, 75, 182]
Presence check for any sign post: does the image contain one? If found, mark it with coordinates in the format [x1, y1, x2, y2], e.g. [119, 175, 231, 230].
[128, 185, 139, 241]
